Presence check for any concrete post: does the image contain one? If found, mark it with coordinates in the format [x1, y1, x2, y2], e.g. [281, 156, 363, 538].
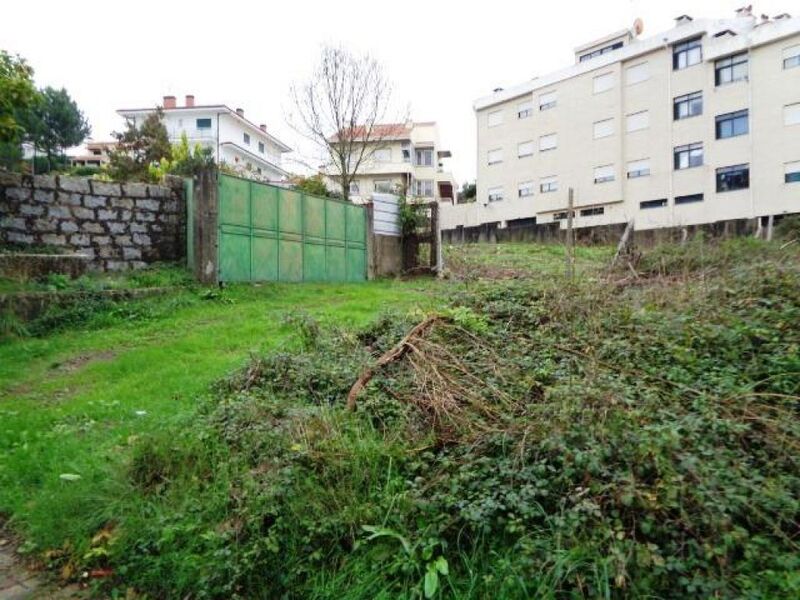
[365, 201, 376, 280]
[193, 167, 219, 285]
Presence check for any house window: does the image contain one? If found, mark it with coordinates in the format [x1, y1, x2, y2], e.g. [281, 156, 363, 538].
[626, 62, 649, 85]
[539, 133, 557, 152]
[626, 110, 649, 133]
[715, 52, 748, 86]
[374, 180, 393, 193]
[593, 72, 614, 94]
[594, 164, 615, 184]
[674, 91, 703, 120]
[593, 118, 614, 139]
[627, 158, 650, 178]
[196, 118, 212, 129]
[488, 186, 504, 202]
[258, 142, 265, 154]
[349, 181, 360, 195]
[414, 179, 434, 197]
[487, 148, 503, 165]
[374, 147, 392, 162]
[673, 36, 702, 70]
[580, 206, 605, 216]
[518, 181, 534, 197]
[640, 198, 667, 209]
[784, 103, 800, 126]
[540, 176, 558, 193]
[517, 100, 533, 119]
[579, 41, 623, 62]
[785, 160, 800, 183]
[784, 44, 800, 69]
[488, 110, 503, 127]
[517, 141, 534, 158]
[402, 147, 411, 162]
[257, 167, 262, 174]
[243, 133, 250, 145]
[715, 109, 749, 139]
[415, 148, 433, 166]
[539, 91, 557, 110]
[716, 164, 750, 192]
[675, 193, 704, 204]
[674, 142, 703, 170]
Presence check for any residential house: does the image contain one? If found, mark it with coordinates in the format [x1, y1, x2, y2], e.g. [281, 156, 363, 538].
[68, 140, 117, 168]
[117, 95, 291, 181]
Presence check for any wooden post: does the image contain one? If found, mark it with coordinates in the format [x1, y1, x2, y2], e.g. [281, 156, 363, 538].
[429, 202, 442, 273]
[365, 201, 376, 280]
[193, 167, 219, 285]
[610, 219, 635, 269]
[565, 188, 575, 280]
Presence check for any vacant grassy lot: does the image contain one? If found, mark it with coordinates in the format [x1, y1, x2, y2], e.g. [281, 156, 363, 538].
[0, 278, 446, 555]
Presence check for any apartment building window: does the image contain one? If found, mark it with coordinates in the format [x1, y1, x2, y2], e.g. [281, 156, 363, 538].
[594, 164, 615, 184]
[414, 179, 434, 197]
[487, 148, 503, 165]
[349, 181, 360, 195]
[715, 52, 748, 86]
[673, 36, 702, 70]
[716, 164, 749, 192]
[715, 109, 749, 139]
[674, 91, 703, 120]
[674, 142, 703, 170]
[784, 44, 800, 69]
[243, 133, 250, 145]
[488, 186, 504, 202]
[626, 62, 649, 85]
[627, 158, 650, 178]
[640, 198, 667, 209]
[593, 72, 614, 94]
[258, 141, 265, 154]
[415, 148, 433, 166]
[374, 147, 392, 162]
[517, 100, 533, 119]
[196, 118, 212, 129]
[580, 206, 605, 216]
[402, 147, 411, 162]
[518, 141, 534, 158]
[488, 110, 503, 127]
[539, 91, 557, 110]
[785, 103, 800, 126]
[553, 210, 574, 220]
[539, 133, 557, 152]
[675, 193, 704, 204]
[518, 181, 535, 197]
[593, 118, 614, 139]
[374, 180, 393, 193]
[579, 41, 623, 62]
[626, 110, 649, 133]
[785, 161, 800, 183]
[540, 176, 558, 193]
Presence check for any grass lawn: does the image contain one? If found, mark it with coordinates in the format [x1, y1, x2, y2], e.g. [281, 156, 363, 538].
[0, 278, 445, 552]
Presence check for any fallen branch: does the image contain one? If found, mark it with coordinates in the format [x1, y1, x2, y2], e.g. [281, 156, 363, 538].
[346, 315, 442, 410]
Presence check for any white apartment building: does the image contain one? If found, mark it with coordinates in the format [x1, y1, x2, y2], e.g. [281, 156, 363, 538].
[324, 121, 457, 203]
[446, 8, 800, 233]
[117, 95, 291, 181]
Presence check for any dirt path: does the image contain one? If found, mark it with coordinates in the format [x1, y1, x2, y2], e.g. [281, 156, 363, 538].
[0, 540, 86, 600]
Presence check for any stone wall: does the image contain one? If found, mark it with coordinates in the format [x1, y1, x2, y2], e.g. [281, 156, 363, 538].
[0, 172, 186, 270]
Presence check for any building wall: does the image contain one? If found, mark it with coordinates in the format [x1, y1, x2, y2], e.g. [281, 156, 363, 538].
[0, 173, 185, 270]
[467, 16, 800, 233]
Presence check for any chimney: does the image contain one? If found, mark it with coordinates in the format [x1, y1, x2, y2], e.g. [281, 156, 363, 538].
[735, 5, 753, 18]
[236, 108, 244, 117]
[185, 94, 195, 107]
[163, 95, 176, 109]
[259, 124, 267, 132]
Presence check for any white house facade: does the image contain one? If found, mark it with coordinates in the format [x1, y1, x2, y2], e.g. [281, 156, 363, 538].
[117, 95, 291, 181]
[447, 8, 800, 233]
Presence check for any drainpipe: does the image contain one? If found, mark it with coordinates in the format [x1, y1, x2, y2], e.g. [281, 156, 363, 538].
[665, 38, 676, 228]
[747, 45, 755, 223]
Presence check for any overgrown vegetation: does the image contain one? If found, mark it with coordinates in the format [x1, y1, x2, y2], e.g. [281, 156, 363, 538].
[34, 238, 791, 599]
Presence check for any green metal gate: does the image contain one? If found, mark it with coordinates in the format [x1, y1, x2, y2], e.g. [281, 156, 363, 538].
[217, 174, 367, 283]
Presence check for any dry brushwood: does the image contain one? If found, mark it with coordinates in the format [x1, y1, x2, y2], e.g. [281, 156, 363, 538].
[346, 315, 442, 410]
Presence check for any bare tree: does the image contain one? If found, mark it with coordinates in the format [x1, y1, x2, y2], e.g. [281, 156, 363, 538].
[289, 45, 406, 202]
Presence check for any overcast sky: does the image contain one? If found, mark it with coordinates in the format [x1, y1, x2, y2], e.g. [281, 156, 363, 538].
[1, 0, 790, 183]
